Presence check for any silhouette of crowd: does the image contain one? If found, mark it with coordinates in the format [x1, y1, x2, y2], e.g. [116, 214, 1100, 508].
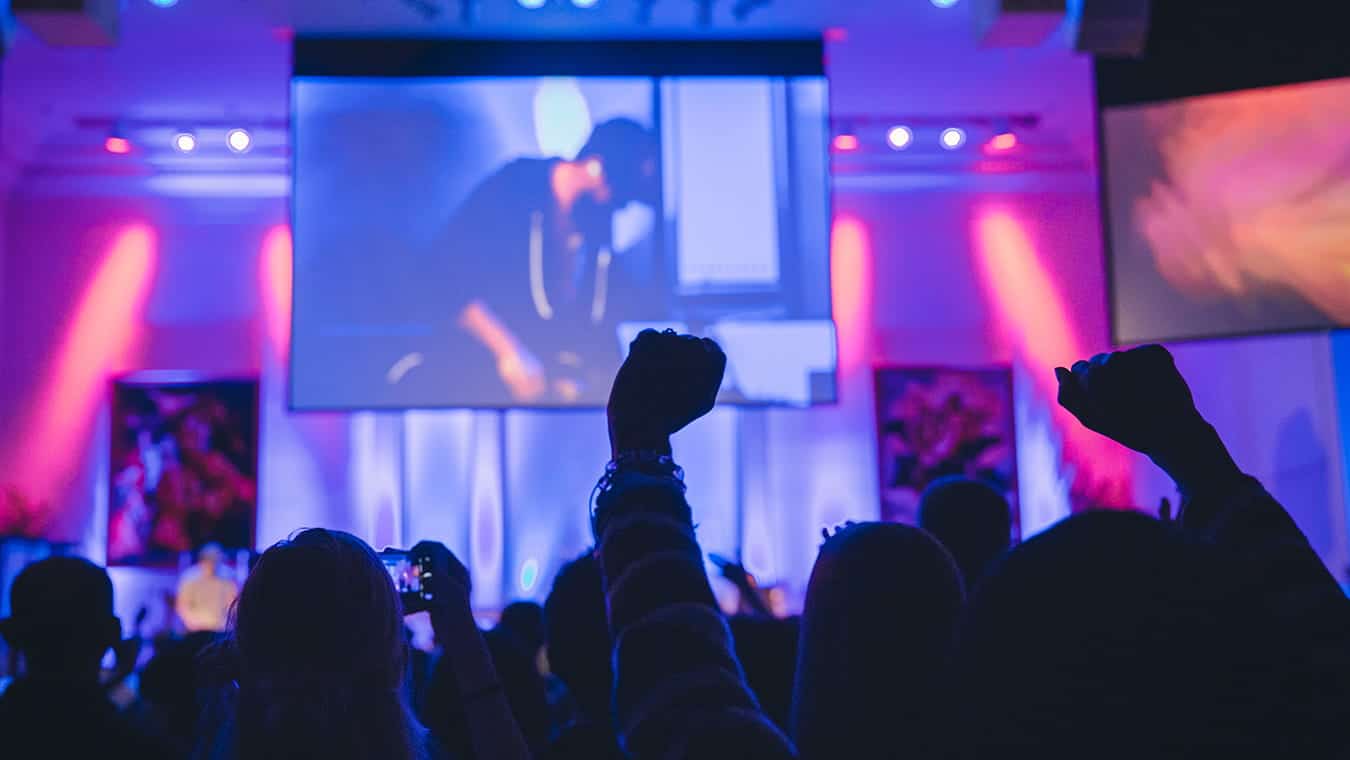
[2, 331, 1348, 759]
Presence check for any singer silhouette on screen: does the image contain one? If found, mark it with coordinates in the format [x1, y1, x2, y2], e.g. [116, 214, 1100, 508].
[434, 118, 668, 405]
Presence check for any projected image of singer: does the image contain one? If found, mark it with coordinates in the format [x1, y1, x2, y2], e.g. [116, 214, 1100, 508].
[433, 118, 668, 405]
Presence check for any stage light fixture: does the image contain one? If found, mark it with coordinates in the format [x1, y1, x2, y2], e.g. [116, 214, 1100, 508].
[104, 130, 132, 155]
[832, 133, 860, 152]
[572, 0, 599, 7]
[940, 127, 967, 150]
[148, 0, 178, 7]
[931, 0, 959, 7]
[989, 131, 1018, 151]
[518, 0, 546, 8]
[172, 131, 197, 153]
[886, 126, 914, 150]
[226, 128, 252, 153]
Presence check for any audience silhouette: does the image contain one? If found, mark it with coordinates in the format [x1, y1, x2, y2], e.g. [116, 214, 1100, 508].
[543, 550, 624, 760]
[917, 476, 1012, 591]
[228, 529, 431, 760]
[0, 557, 173, 759]
[4, 336, 1349, 760]
[793, 523, 964, 760]
[138, 630, 219, 756]
[483, 614, 552, 754]
[954, 508, 1277, 758]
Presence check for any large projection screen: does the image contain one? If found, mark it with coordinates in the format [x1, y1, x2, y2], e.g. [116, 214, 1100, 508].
[290, 39, 835, 410]
[1101, 76, 1350, 345]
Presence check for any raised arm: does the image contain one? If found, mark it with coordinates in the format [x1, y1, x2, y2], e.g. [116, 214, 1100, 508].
[1056, 345, 1350, 752]
[593, 329, 795, 760]
[411, 541, 532, 760]
[1054, 345, 1342, 594]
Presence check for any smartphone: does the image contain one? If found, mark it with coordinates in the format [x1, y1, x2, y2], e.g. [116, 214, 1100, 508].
[378, 549, 423, 595]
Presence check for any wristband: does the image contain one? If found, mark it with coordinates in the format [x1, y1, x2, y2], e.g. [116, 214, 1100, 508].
[590, 451, 685, 535]
[593, 451, 684, 502]
[607, 450, 684, 481]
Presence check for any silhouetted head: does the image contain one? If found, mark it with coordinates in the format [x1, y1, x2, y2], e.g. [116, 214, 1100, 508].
[954, 510, 1278, 759]
[230, 529, 420, 760]
[918, 477, 1012, 590]
[497, 601, 545, 657]
[0, 557, 121, 682]
[544, 550, 612, 723]
[792, 522, 965, 760]
[577, 118, 659, 207]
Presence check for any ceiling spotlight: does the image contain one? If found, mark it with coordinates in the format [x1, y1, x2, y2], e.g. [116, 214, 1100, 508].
[989, 131, 1018, 152]
[572, 0, 599, 7]
[226, 128, 252, 153]
[931, 0, 959, 7]
[518, 0, 546, 7]
[832, 133, 860, 153]
[886, 126, 914, 150]
[172, 131, 197, 153]
[940, 127, 967, 150]
[148, 0, 178, 7]
[104, 127, 132, 155]
[104, 136, 132, 155]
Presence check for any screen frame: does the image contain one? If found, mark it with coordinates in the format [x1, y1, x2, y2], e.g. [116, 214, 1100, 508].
[288, 38, 837, 411]
[1095, 66, 1350, 347]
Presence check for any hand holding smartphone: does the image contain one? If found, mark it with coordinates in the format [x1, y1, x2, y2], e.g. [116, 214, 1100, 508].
[381, 542, 471, 615]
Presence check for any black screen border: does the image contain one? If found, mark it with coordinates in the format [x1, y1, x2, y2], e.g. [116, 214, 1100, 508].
[294, 37, 824, 79]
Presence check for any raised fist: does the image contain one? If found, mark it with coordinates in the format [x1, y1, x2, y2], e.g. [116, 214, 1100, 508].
[1058, 345, 1243, 495]
[607, 329, 726, 457]
[1055, 344, 1203, 459]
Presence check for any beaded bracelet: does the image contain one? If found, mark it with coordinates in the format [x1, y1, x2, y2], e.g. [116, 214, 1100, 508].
[589, 450, 685, 530]
[607, 450, 684, 480]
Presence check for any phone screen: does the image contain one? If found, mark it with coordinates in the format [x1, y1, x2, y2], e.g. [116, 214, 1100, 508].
[379, 551, 422, 594]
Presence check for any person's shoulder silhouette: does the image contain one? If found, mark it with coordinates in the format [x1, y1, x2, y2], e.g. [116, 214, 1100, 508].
[0, 556, 173, 760]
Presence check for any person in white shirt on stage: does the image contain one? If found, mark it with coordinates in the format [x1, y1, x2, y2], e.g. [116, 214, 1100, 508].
[174, 544, 239, 634]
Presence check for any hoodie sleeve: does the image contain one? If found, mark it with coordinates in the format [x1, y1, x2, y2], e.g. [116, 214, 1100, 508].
[1179, 473, 1350, 753]
[592, 469, 796, 760]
